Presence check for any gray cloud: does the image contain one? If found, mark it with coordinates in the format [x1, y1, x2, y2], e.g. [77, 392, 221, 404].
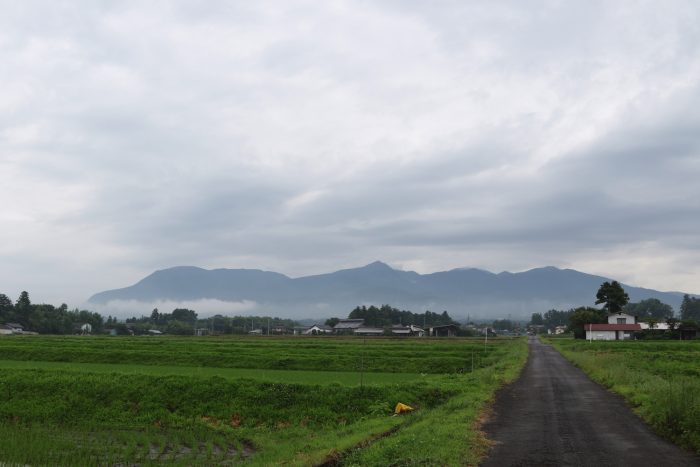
[2, 1, 700, 308]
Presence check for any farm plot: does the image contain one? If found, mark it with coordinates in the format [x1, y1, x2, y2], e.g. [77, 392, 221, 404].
[0, 336, 527, 465]
[549, 339, 700, 454]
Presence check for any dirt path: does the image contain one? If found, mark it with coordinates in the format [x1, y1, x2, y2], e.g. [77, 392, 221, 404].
[480, 336, 699, 466]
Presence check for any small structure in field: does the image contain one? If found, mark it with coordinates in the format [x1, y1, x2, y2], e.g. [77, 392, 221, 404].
[0, 324, 14, 335]
[147, 329, 163, 335]
[195, 328, 209, 336]
[586, 312, 641, 340]
[679, 324, 700, 340]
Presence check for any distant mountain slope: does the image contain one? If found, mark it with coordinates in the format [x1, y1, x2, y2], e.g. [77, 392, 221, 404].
[88, 262, 691, 319]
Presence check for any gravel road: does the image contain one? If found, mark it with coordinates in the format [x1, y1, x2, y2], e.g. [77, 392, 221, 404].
[480, 336, 699, 466]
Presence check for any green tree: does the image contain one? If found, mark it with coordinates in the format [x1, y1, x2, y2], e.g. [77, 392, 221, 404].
[595, 281, 629, 314]
[624, 298, 674, 320]
[0, 293, 13, 322]
[530, 312, 544, 325]
[568, 306, 607, 339]
[325, 317, 339, 327]
[15, 291, 32, 328]
[171, 308, 197, 324]
[680, 294, 700, 321]
[150, 308, 160, 324]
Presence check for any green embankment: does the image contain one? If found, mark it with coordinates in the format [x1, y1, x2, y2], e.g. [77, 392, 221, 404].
[0, 336, 528, 465]
[548, 339, 700, 454]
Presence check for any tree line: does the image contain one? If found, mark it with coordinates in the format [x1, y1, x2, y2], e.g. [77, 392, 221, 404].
[0, 291, 104, 334]
[124, 310, 298, 335]
[328, 304, 459, 328]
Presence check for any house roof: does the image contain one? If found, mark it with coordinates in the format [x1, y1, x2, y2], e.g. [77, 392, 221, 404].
[588, 324, 642, 331]
[354, 327, 384, 333]
[334, 319, 364, 329]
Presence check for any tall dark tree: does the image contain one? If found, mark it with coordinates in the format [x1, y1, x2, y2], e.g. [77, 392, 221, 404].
[530, 312, 544, 325]
[0, 293, 13, 322]
[595, 281, 629, 314]
[680, 294, 700, 321]
[15, 291, 32, 327]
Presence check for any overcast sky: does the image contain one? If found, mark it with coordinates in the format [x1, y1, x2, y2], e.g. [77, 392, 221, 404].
[2, 1, 700, 307]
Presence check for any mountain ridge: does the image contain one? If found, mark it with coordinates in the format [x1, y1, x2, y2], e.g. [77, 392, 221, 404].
[88, 262, 693, 319]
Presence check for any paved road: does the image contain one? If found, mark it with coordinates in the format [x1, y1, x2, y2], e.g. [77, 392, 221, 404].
[481, 336, 699, 466]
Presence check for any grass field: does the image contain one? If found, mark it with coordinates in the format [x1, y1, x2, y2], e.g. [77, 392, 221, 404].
[0, 335, 527, 465]
[548, 338, 700, 454]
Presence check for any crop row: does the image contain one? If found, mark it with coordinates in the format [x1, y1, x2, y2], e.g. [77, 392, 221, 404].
[0, 335, 501, 374]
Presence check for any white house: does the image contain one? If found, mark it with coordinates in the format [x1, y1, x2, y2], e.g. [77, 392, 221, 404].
[0, 324, 14, 335]
[585, 313, 641, 340]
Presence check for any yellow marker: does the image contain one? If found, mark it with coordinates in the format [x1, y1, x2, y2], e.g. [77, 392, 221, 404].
[394, 402, 414, 414]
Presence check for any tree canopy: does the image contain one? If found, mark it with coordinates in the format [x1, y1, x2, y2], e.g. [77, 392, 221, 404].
[624, 298, 674, 320]
[680, 295, 700, 322]
[595, 281, 629, 314]
[347, 304, 458, 328]
[568, 306, 607, 339]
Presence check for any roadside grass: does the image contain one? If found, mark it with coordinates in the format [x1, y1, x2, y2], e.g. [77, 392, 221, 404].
[0, 336, 528, 465]
[339, 338, 528, 466]
[548, 339, 700, 454]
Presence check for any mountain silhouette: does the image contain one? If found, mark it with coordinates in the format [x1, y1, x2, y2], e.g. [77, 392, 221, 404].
[88, 262, 691, 319]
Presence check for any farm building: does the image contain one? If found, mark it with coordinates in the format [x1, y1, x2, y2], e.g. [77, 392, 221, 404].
[5, 323, 23, 333]
[333, 319, 364, 334]
[0, 324, 14, 335]
[585, 314, 641, 340]
[426, 324, 459, 337]
[679, 324, 700, 340]
[391, 324, 425, 336]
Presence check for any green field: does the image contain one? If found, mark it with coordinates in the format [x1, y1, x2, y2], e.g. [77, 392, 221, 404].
[0, 335, 527, 465]
[548, 339, 700, 454]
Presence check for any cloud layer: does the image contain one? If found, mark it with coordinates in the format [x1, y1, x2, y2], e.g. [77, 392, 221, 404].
[2, 1, 699, 307]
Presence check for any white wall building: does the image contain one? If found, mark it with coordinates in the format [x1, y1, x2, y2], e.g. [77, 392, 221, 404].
[585, 313, 641, 340]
